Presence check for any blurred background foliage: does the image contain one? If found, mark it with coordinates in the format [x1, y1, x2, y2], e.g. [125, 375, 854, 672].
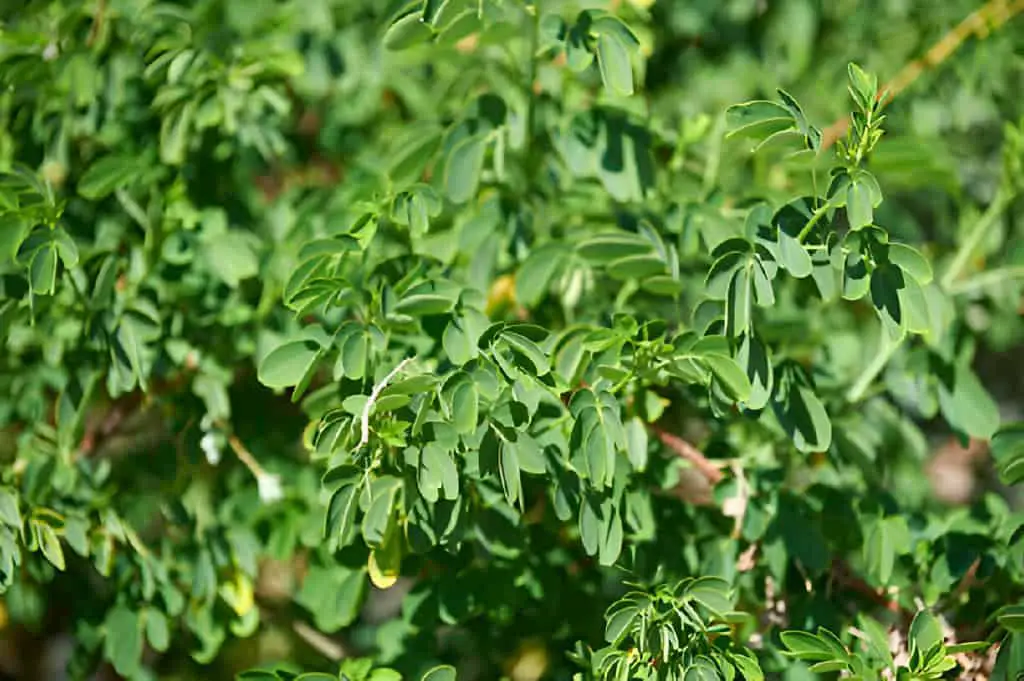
[0, 0, 1023, 679]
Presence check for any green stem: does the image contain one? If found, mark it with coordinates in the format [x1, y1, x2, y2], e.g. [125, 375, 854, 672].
[846, 325, 898, 403]
[941, 190, 1013, 290]
[948, 265, 1024, 296]
[701, 113, 726, 199]
[67, 267, 91, 311]
[797, 203, 831, 243]
[524, 0, 540, 166]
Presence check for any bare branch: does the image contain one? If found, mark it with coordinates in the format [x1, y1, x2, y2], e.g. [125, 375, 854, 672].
[650, 425, 724, 484]
[358, 357, 414, 449]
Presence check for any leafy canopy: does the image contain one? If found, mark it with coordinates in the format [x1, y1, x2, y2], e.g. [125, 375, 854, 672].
[1, 1, 1023, 680]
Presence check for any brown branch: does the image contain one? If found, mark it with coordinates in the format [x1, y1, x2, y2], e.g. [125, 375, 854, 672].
[830, 559, 909, 618]
[821, 0, 1024, 150]
[649, 425, 724, 484]
[79, 369, 195, 457]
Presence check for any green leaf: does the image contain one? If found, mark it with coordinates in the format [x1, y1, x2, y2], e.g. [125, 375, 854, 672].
[751, 258, 776, 306]
[34, 520, 65, 571]
[997, 605, 1024, 633]
[565, 24, 593, 72]
[393, 293, 456, 316]
[846, 177, 873, 229]
[864, 516, 910, 584]
[908, 610, 944, 657]
[810, 246, 840, 301]
[807, 661, 849, 673]
[938, 362, 1000, 440]
[577, 233, 651, 263]
[686, 577, 732, 616]
[897, 275, 931, 334]
[592, 15, 640, 49]
[841, 252, 871, 300]
[295, 565, 366, 633]
[607, 253, 665, 280]
[780, 631, 837, 661]
[160, 101, 194, 166]
[992, 424, 1024, 485]
[772, 367, 832, 452]
[104, 605, 143, 677]
[29, 242, 58, 294]
[499, 438, 522, 506]
[847, 62, 877, 111]
[596, 31, 633, 96]
[338, 328, 368, 381]
[0, 214, 29, 263]
[384, 12, 433, 51]
[236, 671, 280, 681]
[598, 501, 623, 566]
[993, 633, 1024, 681]
[145, 609, 170, 652]
[516, 243, 569, 307]
[887, 243, 933, 284]
[204, 231, 259, 288]
[605, 605, 639, 643]
[737, 333, 773, 411]
[624, 417, 648, 471]
[683, 660, 721, 681]
[443, 315, 479, 366]
[569, 390, 625, 488]
[726, 267, 753, 338]
[870, 264, 906, 335]
[325, 483, 361, 549]
[946, 641, 989, 654]
[777, 228, 813, 278]
[501, 332, 550, 376]
[725, 101, 794, 141]
[422, 443, 459, 500]
[388, 126, 443, 185]
[371, 670, 403, 681]
[422, 0, 452, 25]
[421, 665, 456, 681]
[449, 377, 478, 435]
[444, 133, 488, 204]
[258, 339, 322, 389]
[731, 652, 764, 681]
[0, 488, 21, 529]
[703, 353, 752, 403]
[78, 154, 141, 199]
[362, 482, 400, 548]
[579, 496, 600, 556]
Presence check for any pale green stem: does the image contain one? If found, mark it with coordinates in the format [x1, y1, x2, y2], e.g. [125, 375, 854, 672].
[701, 113, 726, 198]
[846, 325, 898, 403]
[797, 203, 831, 243]
[948, 265, 1024, 296]
[524, 0, 540, 165]
[941, 190, 1013, 290]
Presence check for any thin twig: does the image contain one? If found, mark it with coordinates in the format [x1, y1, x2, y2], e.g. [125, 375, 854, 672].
[722, 461, 749, 539]
[650, 425, 724, 484]
[821, 0, 1024, 151]
[948, 265, 1024, 295]
[358, 357, 414, 449]
[942, 191, 1014, 289]
[87, 0, 107, 47]
[227, 434, 267, 478]
[831, 559, 908, 617]
[292, 621, 345, 661]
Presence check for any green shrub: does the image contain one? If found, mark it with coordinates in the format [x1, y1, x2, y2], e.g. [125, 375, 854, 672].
[1, 1, 1023, 680]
